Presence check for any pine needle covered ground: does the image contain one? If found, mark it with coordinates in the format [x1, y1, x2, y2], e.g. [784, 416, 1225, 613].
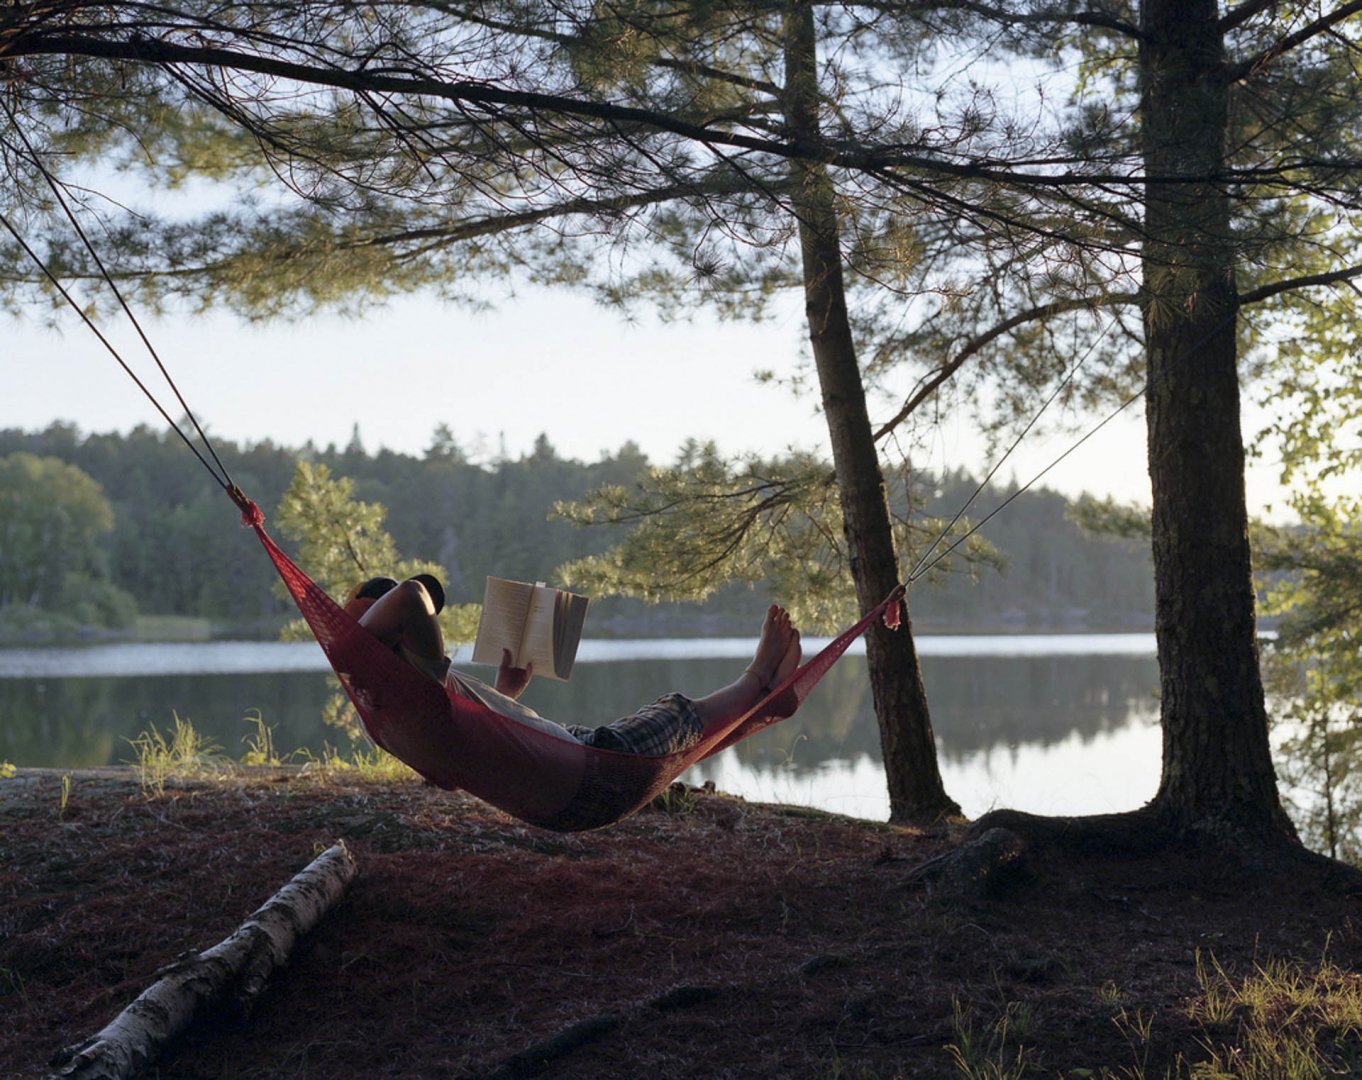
[3, 768, 1360, 1078]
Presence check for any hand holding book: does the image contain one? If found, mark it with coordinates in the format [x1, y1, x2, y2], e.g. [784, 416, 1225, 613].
[494, 649, 534, 698]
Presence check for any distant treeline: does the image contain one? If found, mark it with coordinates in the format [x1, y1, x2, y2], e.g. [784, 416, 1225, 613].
[0, 423, 1154, 636]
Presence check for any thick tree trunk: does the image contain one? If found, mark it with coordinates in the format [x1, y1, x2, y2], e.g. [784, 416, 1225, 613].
[49, 843, 358, 1080]
[783, 0, 958, 823]
[1138, 0, 1294, 838]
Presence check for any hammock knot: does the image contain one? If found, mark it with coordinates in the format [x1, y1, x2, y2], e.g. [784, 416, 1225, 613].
[228, 485, 264, 528]
[882, 584, 906, 630]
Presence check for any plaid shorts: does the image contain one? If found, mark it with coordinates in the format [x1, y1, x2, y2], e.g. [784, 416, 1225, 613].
[565, 693, 703, 757]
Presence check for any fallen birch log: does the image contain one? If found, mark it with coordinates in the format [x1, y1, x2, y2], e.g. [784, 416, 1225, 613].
[49, 842, 358, 1080]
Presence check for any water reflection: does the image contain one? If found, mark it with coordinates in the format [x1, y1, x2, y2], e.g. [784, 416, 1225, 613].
[0, 640, 1161, 820]
[0, 671, 341, 767]
[523, 651, 1159, 764]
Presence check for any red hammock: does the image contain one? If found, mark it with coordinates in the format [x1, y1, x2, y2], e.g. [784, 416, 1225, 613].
[239, 498, 904, 832]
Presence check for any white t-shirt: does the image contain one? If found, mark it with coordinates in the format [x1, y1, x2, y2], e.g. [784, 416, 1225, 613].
[401, 647, 581, 744]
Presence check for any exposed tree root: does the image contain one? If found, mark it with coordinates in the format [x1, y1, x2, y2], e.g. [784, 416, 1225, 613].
[968, 804, 1362, 894]
[968, 806, 1171, 858]
[903, 827, 1031, 899]
[488, 984, 724, 1079]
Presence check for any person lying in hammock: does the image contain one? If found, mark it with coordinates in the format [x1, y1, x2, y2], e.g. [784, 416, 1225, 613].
[342, 574, 802, 756]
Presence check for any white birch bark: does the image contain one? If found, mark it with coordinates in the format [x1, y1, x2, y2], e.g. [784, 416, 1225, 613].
[49, 842, 358, 1080]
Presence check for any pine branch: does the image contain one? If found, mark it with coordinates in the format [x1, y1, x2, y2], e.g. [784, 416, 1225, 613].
[1219, 0, 1279, 34]
[855, 0, 1143, 39]
[0, 26, 1268, 195]
[872, 292, 1140, 442]
[1238, 261, 1362, 306]
[1226, 0, 1362, 83]
[16, 22, 1359, 205]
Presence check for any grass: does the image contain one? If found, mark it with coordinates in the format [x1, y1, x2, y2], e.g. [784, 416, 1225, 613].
[125, 713, 228, 796]
[1182, 950, 1362, 1079]
[0, 965, 30, 1012]
[946, 998, 1039, 1078]
[128, 614, 216, 641]
[240, 711, 284, 767]
[650, 780, 707, 815]
[124, 711, 415, 797]
[313, 743, 415, 783]
[941, 949, 1362, 1080]
[0, 611, 222, 645]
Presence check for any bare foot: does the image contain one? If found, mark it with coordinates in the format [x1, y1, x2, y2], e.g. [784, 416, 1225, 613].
[744, 607, 803, 721]
[693, 606, 805, 734]
[746, 605, 797, 687]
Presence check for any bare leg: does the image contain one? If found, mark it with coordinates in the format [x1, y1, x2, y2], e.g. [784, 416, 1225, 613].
[358, 579, 445, 666]
[692, 605, 802, 733]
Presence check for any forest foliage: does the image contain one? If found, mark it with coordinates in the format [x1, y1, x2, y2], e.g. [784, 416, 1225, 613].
[0, 421, 1155, 639]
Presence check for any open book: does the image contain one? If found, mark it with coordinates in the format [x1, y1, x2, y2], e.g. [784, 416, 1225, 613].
[471, 577, 590, 681]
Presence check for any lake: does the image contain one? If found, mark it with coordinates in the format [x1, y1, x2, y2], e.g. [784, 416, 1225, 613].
[0, 635, 1163, 821]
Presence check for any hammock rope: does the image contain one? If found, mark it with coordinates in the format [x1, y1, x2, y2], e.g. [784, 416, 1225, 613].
[899, 307, 1242, 584]
[0, 96, 239, 495]
[903, 313, 1116, 584]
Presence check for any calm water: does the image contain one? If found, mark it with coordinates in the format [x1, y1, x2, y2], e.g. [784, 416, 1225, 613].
[0, 635, 1161, 821]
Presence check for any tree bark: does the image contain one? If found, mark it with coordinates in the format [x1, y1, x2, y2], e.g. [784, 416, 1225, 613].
[1138, 0, 1294, 838]
[49, 842, 358, 1080]
[783, 0, 958, 823]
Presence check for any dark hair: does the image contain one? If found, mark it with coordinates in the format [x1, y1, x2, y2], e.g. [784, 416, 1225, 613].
[356, 576, 399, 601]
[411, 573, 445, 614]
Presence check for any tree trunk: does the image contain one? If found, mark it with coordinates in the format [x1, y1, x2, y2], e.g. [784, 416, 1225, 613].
[49, 843, 358, 1080]
[1138, 0, 1294, 838]
[783, 0, 958, 823]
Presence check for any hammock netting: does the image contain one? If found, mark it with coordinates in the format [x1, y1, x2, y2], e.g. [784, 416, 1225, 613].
[240, 500, 903, 832]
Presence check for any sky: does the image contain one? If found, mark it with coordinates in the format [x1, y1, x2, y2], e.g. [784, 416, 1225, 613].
[6, 279, 1296, 517]
[1, 59, 1305, 523]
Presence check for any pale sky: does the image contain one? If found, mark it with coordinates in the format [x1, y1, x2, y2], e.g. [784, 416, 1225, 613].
[6, 281, 1294, 516]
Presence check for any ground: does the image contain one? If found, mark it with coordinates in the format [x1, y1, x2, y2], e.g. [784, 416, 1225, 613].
[3, 767, 1360, 1079]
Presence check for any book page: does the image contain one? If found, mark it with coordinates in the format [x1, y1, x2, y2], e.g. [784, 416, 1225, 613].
[471, 577, 537, 668]
[517, 585, 589, 680]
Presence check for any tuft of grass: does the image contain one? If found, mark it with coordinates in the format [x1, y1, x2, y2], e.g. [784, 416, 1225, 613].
[947, 997, 1040, 1078]
[651, 782, 702, 815]
[309, 743, 414, 783]
[1097, 980, 1130, 1011]
[650, 780, 724, 816]
[346, 746, 415, 783]
[1095, 951, 1362, 1080]
[1109, 1005, 1159, 1079]
[126, 713, 225, 797]
[240, 711, 283, 767]
[1, 966, 30, 1011]
[127, 711, 409, 796]
[1184, 951, 1362, 1079]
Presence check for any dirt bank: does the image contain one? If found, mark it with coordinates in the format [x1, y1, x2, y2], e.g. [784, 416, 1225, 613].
[3, 768, 1359, 1078]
